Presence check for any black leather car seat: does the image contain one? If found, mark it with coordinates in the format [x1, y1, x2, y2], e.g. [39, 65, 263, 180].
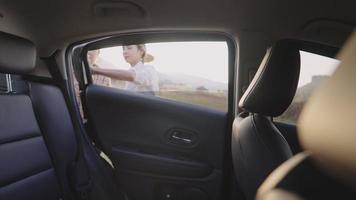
[256, 33, 356, 200]
[0, 31, 124, 200]
[232, 39, 300, 199]
[0, 31, 78, 199]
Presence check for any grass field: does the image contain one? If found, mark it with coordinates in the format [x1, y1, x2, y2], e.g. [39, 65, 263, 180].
[158, 91, 227, 111]
[103, 81, 228, 111]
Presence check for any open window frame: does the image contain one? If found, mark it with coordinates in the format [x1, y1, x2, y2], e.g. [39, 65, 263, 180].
[66, 31, 239, 200]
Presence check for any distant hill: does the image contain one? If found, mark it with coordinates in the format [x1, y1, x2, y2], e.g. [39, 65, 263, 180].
[278, 75, 329, 123]
[158, 73, 227, 91]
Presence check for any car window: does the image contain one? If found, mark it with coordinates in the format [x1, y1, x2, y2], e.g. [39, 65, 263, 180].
[275, 50, 340, 124]
[87, 41, 229, 111]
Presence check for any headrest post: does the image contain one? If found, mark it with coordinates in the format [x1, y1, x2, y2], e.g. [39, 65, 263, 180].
[5, 74, 13, 93]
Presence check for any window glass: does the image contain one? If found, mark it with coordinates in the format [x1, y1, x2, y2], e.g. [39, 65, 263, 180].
[276, 50, 340, 124]
[87, 41, 229, 111]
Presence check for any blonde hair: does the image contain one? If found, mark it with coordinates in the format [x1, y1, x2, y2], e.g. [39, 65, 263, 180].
[136, 44, 147, 61]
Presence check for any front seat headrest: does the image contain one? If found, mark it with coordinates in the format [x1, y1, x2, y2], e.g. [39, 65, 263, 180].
[298, 32, 356, 187]
[0, 31, 36, 75]
[239, 39, 301, 117]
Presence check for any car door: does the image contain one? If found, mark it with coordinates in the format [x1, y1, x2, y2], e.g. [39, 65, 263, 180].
[72, 32, 236, 200]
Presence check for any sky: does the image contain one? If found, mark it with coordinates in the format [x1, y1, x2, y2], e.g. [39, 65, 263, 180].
[96, 42, 340, 86]
[98, 41, 229, 83]
[298, 51, 340, 87]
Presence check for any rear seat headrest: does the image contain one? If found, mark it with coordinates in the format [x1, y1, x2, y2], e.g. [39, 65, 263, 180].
[298, 32, 356, 187]
[239, 39, 301, 117]
[0, 31, 36, 75]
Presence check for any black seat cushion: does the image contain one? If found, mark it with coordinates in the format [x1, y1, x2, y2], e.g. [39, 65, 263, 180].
[232, 114, 292, 199]
[0, 31, 76, 200]
[29, 82, 79, 199]
[0, 31, 126, 200]
[256, 154, 356, 200]
[232, 39, 300, 199]
[0, 93, 63, 200]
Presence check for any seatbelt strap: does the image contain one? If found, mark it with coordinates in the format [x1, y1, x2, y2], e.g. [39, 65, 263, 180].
[43, 51, 92, 200]
[67, 156, 92, 200]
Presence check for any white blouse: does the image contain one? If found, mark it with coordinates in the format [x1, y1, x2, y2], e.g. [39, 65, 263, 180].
[125, 62, 159, 93]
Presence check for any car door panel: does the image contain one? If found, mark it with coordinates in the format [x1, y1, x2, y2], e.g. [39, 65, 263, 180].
[111, 147, 213, 178]
[85, 84, 228, 200]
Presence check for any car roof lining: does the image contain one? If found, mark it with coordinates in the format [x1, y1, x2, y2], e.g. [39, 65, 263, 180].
[0, 0, 355, 56]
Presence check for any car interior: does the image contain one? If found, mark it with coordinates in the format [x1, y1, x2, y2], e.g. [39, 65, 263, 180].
[0, 0, 355, 200]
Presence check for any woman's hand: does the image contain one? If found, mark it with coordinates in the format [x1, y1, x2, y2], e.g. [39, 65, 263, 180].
[90, 67, 99, 75]
[89, 67, 135, 81]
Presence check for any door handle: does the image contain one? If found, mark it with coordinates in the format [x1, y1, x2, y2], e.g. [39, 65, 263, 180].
[169, 130, 197, 146]
[171, 133, 193, 144]
[166, 129, 198, 147]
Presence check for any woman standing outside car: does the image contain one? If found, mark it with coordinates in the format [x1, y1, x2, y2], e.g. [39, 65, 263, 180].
[91, 44, 159, 95]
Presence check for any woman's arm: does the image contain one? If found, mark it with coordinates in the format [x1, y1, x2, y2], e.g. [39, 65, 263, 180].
[91, 68, 135, 81]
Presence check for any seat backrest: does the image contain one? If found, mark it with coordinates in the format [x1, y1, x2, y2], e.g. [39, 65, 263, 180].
[0, 31, 79, 200]
[0, 31, 128, 200]
[256, 153, 356, 200]
[256, 32, 356, 200]
[232, 39, 300, 199]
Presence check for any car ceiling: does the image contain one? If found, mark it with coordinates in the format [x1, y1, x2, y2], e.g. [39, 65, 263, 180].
[0, 0, 355, 56]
